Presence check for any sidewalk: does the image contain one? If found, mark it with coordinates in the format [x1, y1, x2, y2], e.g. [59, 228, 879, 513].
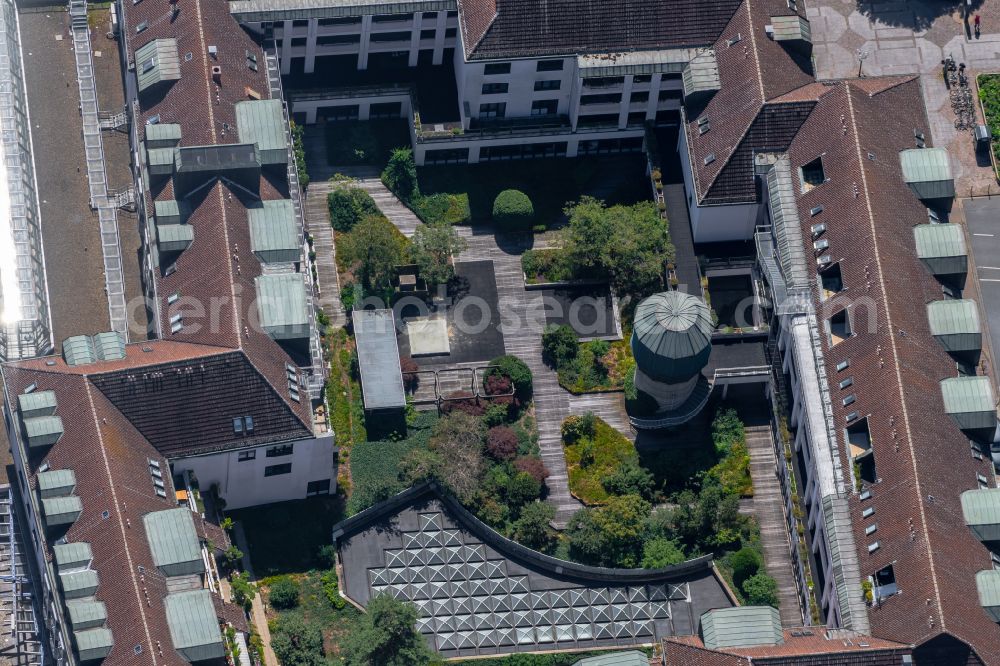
[233, 523, 279, 666]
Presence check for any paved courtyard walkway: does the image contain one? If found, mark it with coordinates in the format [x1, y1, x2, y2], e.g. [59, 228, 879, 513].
[232, 523, 278, 666]
[745, 423, 803, 627]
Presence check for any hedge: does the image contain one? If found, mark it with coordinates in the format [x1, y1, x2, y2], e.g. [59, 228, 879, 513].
[492, 189, 534, 229]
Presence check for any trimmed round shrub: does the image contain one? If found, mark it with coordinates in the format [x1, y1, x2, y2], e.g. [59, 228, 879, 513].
[486, 426, 518, 461]
[729, 546, 762, 591]
[542, 324, 578, 368]
[492, 189, 534, 229]
[327, 187, 379, 232]
[268, 577, 300, 610]
[514, 456, 549, 484]
[487, 355, 533, 402]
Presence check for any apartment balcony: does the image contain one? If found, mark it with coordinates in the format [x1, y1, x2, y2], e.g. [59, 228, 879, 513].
[578, 102, 622, 115]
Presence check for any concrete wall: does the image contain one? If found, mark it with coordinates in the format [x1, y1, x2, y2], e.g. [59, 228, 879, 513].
[172, 433, 336, 510]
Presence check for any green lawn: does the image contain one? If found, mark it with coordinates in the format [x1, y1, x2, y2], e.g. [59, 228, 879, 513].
[324, 119, 411, 167]
[564, 416, 639, 505]
[230, 496, 345, 576]
[417, 156, 649, 227]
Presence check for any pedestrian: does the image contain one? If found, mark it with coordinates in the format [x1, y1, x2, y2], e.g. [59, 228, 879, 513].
[975, 13, 981, 38]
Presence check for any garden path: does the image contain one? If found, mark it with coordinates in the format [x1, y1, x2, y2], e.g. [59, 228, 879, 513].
[746, 423, 804, 626]
[232, 523, 279, 666]
[456, 227, 632, 529]
[325, 163, 421, 238]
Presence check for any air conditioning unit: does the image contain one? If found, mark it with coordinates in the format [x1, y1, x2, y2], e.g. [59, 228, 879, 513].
[817, 254, 832, 266]
[814, 239, 830, 251]
[811, 223, 826, 237]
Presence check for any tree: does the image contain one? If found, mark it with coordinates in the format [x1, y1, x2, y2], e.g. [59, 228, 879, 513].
[487, 355, 533, 402]
[512, 501, 557, 552]
[514, 456, 549, 484]
[268, 577, 300, 610]
[317, 544, 337, 569]
[486, 426, 519, 461]
[271, 615, 324, 666]
[601, 459, 655, 500]
[342, 595, 435, 666]
[641, 537, 687, 569]
[222, 545, 244, 570]
[567, 494, 651, 568]
[729, 547, 762, 590]
[230, 572, 256, 611]
[381, 148, 419, 201]
[428, 412, 486, 502]
[743, 573, 779, 607]
[328, 186, 380, 232]
[506, 471, 542, 507]
[563, 197, 673, 295]
[339, 215, 408, 292]
[711, 408, 745, 454]
[542, 324, 578, 368]
[492, 189, 534, 229]
[400, 356, 420, 393]
[410, 222, 467, 287]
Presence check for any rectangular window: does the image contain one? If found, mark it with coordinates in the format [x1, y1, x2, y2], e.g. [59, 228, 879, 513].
[478, 102, 506, 119]
[633, 74, 652, 84]
[422, 11, 438, 18]
[292, 19, 309, 27]
[447, 10, 458, 17]
[317, 34, 361, 45]
[420, 29, 435, 40]
[536, 59, 564, 72]
[290, 37, 307, 47]
[481, 82, 509, 95]
[534, 79, 561, 91]
[531, 100, 558, 116]
[484, 63, 511, 75]
[820, 263, 844, 300]
[238, 450, 256, 462]
[580, 93, 622, 105]
[319, 17, 360, 26]
[874, 565, 898, 599]
[799, 156, 827, 191]
[370, 31, 411, 42]
[630, 91, 649, 103]
[307, 479, 331, 496]
[827, 309, 852, 346]
[445, 27, 457, 37]
[658, 89, 683, 101]
[264, 463, 292, 477]
[266, 444, 295, 457]
[372, 13, 410, 22]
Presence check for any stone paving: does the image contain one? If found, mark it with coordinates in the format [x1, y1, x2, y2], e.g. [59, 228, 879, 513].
[807, 0, 1000, 196]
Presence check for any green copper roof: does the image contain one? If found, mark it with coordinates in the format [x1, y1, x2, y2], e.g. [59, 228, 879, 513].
[136, 38, 181, 93]
[701, 606, 783, 650]
[59, 569, 99, 598]
[145, 123, 182, 146]
[682, 49, 720, 100]
[941, 376, 996, 432]
[914, 224, 966, 259]
[18, 390, 56, 418]
[165, 590, 225, 662]
[962, 488, 1000, 542]
[53, 542, 93, 571]
[93, 332, 126, 361]
[977, 570, 1000, 622]
[248, 199, 299, 263]
[66, 600, 108, 630]
[23, 415, 64, 447]
[771, 15, 811, 42]
[631, 291, 713, 383]
[900, 148, 955, 200]
[236, 99, 288, 164]
[37, 469, 76, 497]
[573, 651, 649, 666]
[142, 508, 205, 577]
[74, 627, 114, 662]
[62, 335, 96, 366]
[255, 273, 310, 340]
[154, 199, 191, 225]
[41, 496, 82, 526]
[927, 299, 981, 353]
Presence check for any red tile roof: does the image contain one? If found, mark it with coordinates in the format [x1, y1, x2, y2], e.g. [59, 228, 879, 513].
[663, 629, 911, 665]
[784, 77, 1000, 664]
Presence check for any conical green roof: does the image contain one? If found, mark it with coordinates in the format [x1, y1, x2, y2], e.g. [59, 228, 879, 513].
[631, 291, 713, 383]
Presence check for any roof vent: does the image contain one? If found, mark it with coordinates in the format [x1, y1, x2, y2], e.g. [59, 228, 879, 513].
[811, 223, 826, 237]
[212, 65, 222, 83]
[813, 239, 829, 251]
[208, 45, 218, 58]
[704, 153, 716, 165]
[817, 254, 832, 266]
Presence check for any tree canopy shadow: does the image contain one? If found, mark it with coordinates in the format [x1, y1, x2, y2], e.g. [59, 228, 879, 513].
[856, 0, 983, 33]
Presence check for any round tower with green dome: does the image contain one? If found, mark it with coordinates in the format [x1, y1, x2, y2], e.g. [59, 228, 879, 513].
[630, 291, 713, 412]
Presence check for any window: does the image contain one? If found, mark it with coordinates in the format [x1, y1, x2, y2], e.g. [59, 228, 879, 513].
[536, 59, 564, 72]
[422, 11, 438, 18]
[580, 93, 622, 105]
[874, 565, 897, 599]
[799, 156, 827, 191]
[370, 31, 410, 42]
[264, 463, 292, 477]
[839, 377, 854, 390]
[292, 19, 309, 27]
[307, 479, 331, 496]
[531, 100, 558, 116]
[583, 76, 624, 88]
[633, 74, 652, 84]
[827, 309, 852, 346]
[534, 79, 561, 91]
[659, 89, 683, 100]
[317, 34, 361, 45]
[290, 37, 307, 47]
[445, 27, 457, 37]
[865, 523, 877, 535]
[372, 13, 410, 22]
[447, 10, 458, 17]
[484, 63, 511, 75]
[630, 91, 649, 103]
[820, 263, 844, 300]
[141, 57, 156, 74]
[238, 450, 256, 462]
[232, 418, 244, 434]
[478, 102, 506, 119]
[420, 29, 435, 39]
[481, 82, 509, 95]
[847, 418, 876, 484]
[836, 359, 850, 372]
[266, 444, 295, 457]
[319, 16, 360, 26]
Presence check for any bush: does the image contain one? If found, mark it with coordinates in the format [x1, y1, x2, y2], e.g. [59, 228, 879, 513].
[492, 189, 534, 229]
[486, 426, 519, 461]
[601, 459, 655, 500]
[320, 569, 346, 609]
[563, 414, 640, 505]
[400, 356, 420, 393]
[268, 576, 300, 609]
[542, 324, 579, 368]
[413, 192, 471, 225]
[487, 355, 533, 402]
[641, 537, 687, 569]
[729, 546, 762, 590]
[271, 615, 324, 666]
[561, 412, 597, 443]
[514, 456, 549, 484]
[482, 403, 511, 428]
[440, 390, 485, 416]
[512, 501, 557, 552]
[743, 572, 779, 607]
[317, 544, 337, 569]
[230, 572, 256, 611]
[522, 248, 574, 284]
[381, 148, 418, 201]
[506, 472, 542, 506]
[328, 187, 379, 232]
